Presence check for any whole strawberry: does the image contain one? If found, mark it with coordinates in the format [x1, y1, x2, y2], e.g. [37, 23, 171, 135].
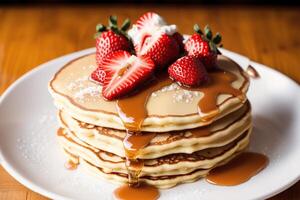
[139, 33, 179, 68]
[168, 56, 209, 87]
[95, 16, 132, 67]
[184, 24, 222, 70]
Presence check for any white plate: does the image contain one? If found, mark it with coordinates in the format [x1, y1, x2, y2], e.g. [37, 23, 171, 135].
[0, 48, 299, 200]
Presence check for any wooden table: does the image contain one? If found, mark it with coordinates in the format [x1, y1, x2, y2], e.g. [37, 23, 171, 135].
[0, 5, 299, 200]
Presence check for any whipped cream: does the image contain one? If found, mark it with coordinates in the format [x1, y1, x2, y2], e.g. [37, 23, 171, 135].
[158, 24, 177, 36]
[128, 25, 139, 43]
[129, 24, 177, 46]
[150, 13, 167, 27]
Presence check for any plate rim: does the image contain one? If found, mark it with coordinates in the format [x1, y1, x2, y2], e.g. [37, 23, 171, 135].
[0, 47, 299, 200]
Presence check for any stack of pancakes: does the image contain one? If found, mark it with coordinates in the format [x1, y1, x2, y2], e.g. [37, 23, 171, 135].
[49, 53, 251, 188]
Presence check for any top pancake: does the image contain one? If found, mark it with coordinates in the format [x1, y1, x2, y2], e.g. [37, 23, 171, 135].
[49, 53, 249, 132]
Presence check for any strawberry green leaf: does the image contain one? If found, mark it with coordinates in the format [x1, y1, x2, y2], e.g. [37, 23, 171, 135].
[193, 24, 203, 35]
[121, 18, 131, 31]
[109, 15, 118, 27]
[96, 24, 106, 32]
[110, 26, 120, 34]
[212, 33, 222, 44]
[204, 25, 212, 40]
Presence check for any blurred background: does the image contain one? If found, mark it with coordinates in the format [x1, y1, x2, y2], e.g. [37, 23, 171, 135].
[0, 0, 300, 5]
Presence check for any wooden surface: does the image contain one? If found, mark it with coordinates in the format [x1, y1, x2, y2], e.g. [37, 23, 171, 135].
[0, 5, 299, 200]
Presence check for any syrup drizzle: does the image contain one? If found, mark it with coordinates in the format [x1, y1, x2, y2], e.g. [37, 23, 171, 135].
[189, 101, 249, 138]
[187, 69, 246, 121]
[64, 160, 78, 170]
[206, 152, 268, 186]
[246, 65, 260, 79]
[57, 128, 79, 170]
[123, 132, 157, 185]
[123, 132, 157, 158]
[113, 64, 246, 199]
[117, 75, 172, 187]
[117, 76, 172, 131]
[114, 183, 160, 200]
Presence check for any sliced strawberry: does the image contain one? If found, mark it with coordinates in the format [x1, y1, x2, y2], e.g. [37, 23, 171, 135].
[138, 33, 180, 68]
[129, 12, 167, 55]
[102, 50, 155, 100]
[136, 12, 166, 30]
[168, 56, 209, 87]
[128, 12, 179, 68]
[91, 67, 106, 85]
[133, 33, 152, 55]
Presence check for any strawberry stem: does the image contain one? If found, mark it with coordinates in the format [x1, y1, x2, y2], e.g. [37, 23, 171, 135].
[95, 16, 131, 41]
[193, 24, 223, 54]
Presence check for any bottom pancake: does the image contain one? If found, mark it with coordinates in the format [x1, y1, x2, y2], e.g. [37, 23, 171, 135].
[57, 127, 251, 188]
[79, 152, 244, 189]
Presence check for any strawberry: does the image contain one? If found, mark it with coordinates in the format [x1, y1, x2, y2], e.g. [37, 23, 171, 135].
[168, 56, 209, 87]
[138, 33, 180, 68]
[135, 12, 167, 30]
[101, 50, 155, 100]
[172, 32, 184, 52]
[91, 67, 106, 85]
[95, 16, 132, 66]
[128, 12, 180, 68]
[184, 24, 222, 70]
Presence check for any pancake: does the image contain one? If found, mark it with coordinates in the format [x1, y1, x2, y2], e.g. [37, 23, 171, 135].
[58, 101, 251, 159]
[57, 128, 250, 188]
[79, 152, 244, 189]
[48, 46, 254, 189]
[49, 54, 249, 132]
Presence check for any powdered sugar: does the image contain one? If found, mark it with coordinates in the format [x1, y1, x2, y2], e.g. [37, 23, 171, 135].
[17, 110, 57, 175]
[151, 83, 200, 103]
[56, 164, 108, 193]
[14, 109, 116, 198]
[66, 75, 102, 103]
[74, 85, 102, 102]
[173, 90, 200, 103]
[151, 83, 180, 97]
[67, 76, 89, 91]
